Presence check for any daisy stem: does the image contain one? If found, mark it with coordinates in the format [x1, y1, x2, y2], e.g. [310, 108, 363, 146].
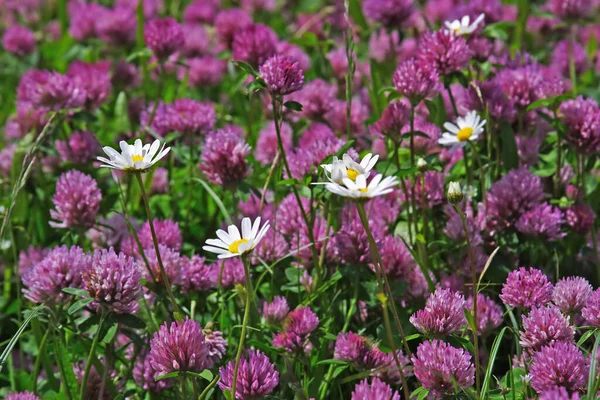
[134, 172, 181, 320]
[80, 312, 106, 400]
[232, 254, 252, 399]
[463, 146, 473, 188]
[454, 203, 480, 396]
[271, 96, 321, 281]
[356, 202, 411, 400]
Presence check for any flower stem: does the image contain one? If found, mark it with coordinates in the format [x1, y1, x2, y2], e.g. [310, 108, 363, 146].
[454, 204, 480, 396]
[80, 313, 106, 400]
[356, 202, 411, 400]
[271, 96, 321, 282]
[134, 172, 181, 319]
[463, 146, 473, 188]
[231, 254, 252, 398]
[199, 374, 220, 400]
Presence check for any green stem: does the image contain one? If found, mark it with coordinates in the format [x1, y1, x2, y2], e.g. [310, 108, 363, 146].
[231, 255, 252, 398]
[463, 146, 473, 188]
[454, 205, 480, 396]
[180, 375, 189, 400]
[32, 327, 51, 393]
[356, 202, 411, 400]
[135, 172, 181, 319]
[553, 110, 563, 198]
[199, 374, 220, 400]
[80, 313, 106, 400]
[470, 143, 486, 199]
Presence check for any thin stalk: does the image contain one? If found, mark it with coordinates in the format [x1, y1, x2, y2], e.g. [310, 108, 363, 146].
[454, 205, 480, 396]
[80, 313, 106, 400]
[231, 255, 252, 398]
[463, 147, 473, 188]
[553, 110, 563, 198]
[356, 202, 411, 400]
[470, 143, 486, 198]
[199, 374, 220, 400]
[393, 141, 413, 243]
[32, 327, 51, 392]
[271, 96, 321, 275]
[180, 375, 189, 400]
[134, 172, 181, 318]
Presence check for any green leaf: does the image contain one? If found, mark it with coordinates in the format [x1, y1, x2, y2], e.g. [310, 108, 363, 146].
[526, 93, 572, 111]
[102, 323, 119, 344]
[499, 122, 518, 170]
[587, 331, 600, 398]
[316, 359, 349, 366]
[126, 48, 152, 62]
[114, 92, 131, 133]
[234, 61, 259, 77]
[67, 298, 93, 315]
[577, 329, 595, 347]
[482, 327, 507, 400]
[155, 371, 180, 381]
[283, 100, 303, 112]
[483, 22, 513, 41]
[116, 313, 146, 330]
[194, 178, 232, 225]
[62, 287, 90, 297]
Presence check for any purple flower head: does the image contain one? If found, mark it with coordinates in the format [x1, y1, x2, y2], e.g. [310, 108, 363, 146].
[121, 218, 182, 256]
[559, 96, 600, 154]
[351, 378, 400, 400]
[416, 30, 473, 76]
[180, 255, 218, 292]
[18, 246, 48, 278]
[232, 24, 278, 68]
[50, 170, 101, 230]
[149, 318, 209, 375]
[324, 99, 369, 138]
[83, 248, 141, 314]
[143, 245, 182, 286]
[362, 0, 414, 28]
[403, 170, 445, 209]
[565, 203, 595, 234]
[88, 214, 136, 251]
[181, 24, 211, 58]
[255, 121, 293, 166]
[22, 245, 89, 304]
[66, 60, 112, 110]
[214, 8, 252, 48]
[582, 288, 600, 327]
[274, 306, 319, 353]
[334, 331, 370, 363]
[186, 56, 227, 87]
[144, 18, 184, 60]
[552, 277, 592, 315]
[333, 212, 375, 265]
[200, 128, 252, 188]
[183, 0, 219, 25]
[410, 288, 467, 336]
[150, 167, 168, 195]
[467, 294, 503, 335]
[539, 387, 581, 400]
[520, 305, 574, 352]
[111, 60, 140, 89]
[375, 235, 415, 280]
[515, 203, 564, 241]
[369, 29, 400, 62]
[203, 328, 227, 369]
[551, 40, 588, 77]
[2, 25, 36, 56]
[5, 391, 40, 400]
[292, 79, 337, 120]
[96, 6, 137, 46]
[240, 0, 276, 13]
[261, 296, 290, 324]
[171, 99, 216, 137]
[412, 340, 475, 395]
[133, 350, 173, 392]
[500, 267, 553, 308]
[56, 131, 100, 164]
[484, 168, 544, 235]
[493, 65, 550, 109]
[530, 342, 587, 393]
[0, 145, 16, 176]
[18, 69, 86, 110]
[277, 41, 311, 72]
[275, 194, 311, 237]
[372, 101, 409, 142]
[68, 1, 104, 41]
[259, 55, 304, 96]
[251, 229, 289, 264]
[115, 0, 162, 18]
[219, 350, 279, 400]
[218, 258, 247, 288]
[548, 0, 591, 19]
[393, 58, 440, 104]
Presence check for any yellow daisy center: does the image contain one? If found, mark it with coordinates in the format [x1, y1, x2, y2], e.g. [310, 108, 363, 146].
[359, 188, 368, 193]
[347, 168, 360, 181]
[457, 127, 473, 142]
[131, 154, 144, 163]
[228, 238, 249, 254]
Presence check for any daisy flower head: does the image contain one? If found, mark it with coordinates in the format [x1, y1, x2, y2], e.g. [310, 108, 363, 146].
[321, 153, 379, 184]
[98, 138, 170, 172]
[439, 111, 486, 150]
[445, 14, 485, 36]
[325, 173, 398, 199]
[203, 217, 270, 259]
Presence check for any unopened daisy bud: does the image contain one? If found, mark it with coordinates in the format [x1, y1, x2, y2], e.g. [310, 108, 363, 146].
[448, 181, 463, 204]
[417, 158, 428, 172]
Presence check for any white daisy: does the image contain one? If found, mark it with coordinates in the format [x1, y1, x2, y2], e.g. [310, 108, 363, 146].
[444, 13, 485, 36]
[203, 217, 270, 259]
[325, 173, 398, 199]
[438, 111, 486, 150]
[320, 153, 379, 184]
[97, 139, 170, 172]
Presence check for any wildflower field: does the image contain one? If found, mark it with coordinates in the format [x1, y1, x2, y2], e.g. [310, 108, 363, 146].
[1, 0, 600, 399]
